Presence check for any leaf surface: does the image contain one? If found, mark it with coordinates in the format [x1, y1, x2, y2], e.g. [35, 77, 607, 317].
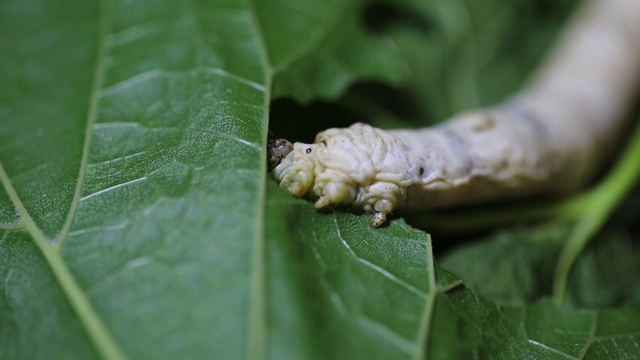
[0, 0, 416, 358]
[266, 181, 437, 359]
[2, 0, 640, 359]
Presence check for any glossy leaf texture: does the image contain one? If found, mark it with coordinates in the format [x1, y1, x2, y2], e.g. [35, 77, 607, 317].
[0, 0, 408, 358]
[2, 0, 640, 359]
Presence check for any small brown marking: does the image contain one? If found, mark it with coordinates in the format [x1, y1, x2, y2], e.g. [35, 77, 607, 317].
[267, 138, 293, 171]
[471, 113, 496, 132]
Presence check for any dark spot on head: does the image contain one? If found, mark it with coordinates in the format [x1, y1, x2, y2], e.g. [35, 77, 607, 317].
[322, 139, 327, 146]
[305, 148, 312, 154]
[419, 167, 424, 176]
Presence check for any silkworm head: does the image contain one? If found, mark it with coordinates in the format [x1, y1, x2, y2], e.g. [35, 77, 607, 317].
[267, 138, 294, 171]
[273, 143, 318, 197]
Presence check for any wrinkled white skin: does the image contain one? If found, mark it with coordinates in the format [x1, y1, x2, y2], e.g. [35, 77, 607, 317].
[274, 123, 415, 227]
[273, 0, 640, 227]
[274, 108, 582, 227]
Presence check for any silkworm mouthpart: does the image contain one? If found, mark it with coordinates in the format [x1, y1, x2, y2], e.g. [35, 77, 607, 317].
[267, 138, 294, 171]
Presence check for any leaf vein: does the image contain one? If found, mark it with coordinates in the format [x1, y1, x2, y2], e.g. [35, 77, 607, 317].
[357, 315, 416, 355]
[187, 127, 261, 150]
[80, 176, 148, 202]
[0, 161, 126, 359]
[578, 311, 599, 359]
[527, 339, 577, 359]
[357, 257, 426, 297]
[319, 277, 348, 316]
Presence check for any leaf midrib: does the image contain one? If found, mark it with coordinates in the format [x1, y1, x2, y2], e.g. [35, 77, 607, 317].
[0, 0, 125, 358]
[245, 1, 356, 358]
[53, 0, 109, 250]
[0, 161, 125, 360]
[246, 0, 272, 358]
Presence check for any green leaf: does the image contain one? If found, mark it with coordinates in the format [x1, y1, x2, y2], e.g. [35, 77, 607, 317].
[0, 0, 416, 358]
[439, 223, 569, 306]
[1, 0, 259, 358]
[3, 0, 640, 358]
[259, 0, 405, 101]
[266, 181, 437, 359]
[430, 288, 640, 359]
[440, 221, 640, 308]
[568, 230, 640, 308]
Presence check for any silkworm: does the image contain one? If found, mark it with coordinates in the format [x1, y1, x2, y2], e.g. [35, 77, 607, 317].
[270, 0, 640, 227]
